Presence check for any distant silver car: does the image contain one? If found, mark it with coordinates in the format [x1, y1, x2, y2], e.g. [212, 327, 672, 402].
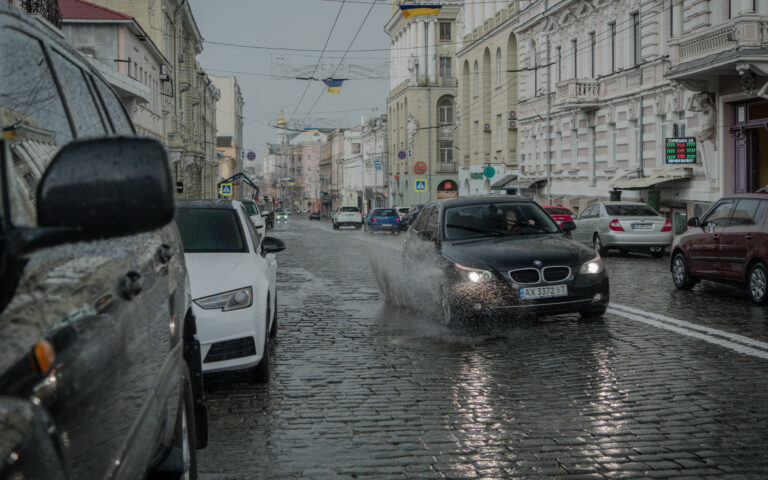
[571, 202, 673, 258]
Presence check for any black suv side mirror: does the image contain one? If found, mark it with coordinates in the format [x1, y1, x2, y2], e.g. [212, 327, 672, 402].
[37, 137, 174, 240]
[560, 220, 576, 232]
[686, 217, 700, 227]
[262, 236, 286, 254]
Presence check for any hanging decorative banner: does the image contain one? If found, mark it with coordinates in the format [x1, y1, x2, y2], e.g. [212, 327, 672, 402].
[399, 4, 442, 18]
[323, 79, 344, 94]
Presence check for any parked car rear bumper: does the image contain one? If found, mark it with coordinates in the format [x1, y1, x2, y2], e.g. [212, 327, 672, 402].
[602, 231, 672, 248]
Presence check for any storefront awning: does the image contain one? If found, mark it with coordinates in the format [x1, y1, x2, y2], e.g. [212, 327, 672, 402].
[611, 167, 692, 190]
[490, 174, 518, 189]
[504, 177, 547, 189]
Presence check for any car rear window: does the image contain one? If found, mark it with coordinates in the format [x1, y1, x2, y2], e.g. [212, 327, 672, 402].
[398, 208, 410, 213]
[176, 208, 247, 253]
[605, 204, 658, 216]
[339, 206, 358, 212]
[546, 207, 572, 215]
[373, 209, 397, 216]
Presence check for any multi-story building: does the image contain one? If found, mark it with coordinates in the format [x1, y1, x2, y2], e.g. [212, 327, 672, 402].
[385, 1, 462, 206]
[302, 142, 323, 212]
[362, 115, 389, 208]
[342, 126, 364, 210]
[455, 1, 522, 197]
[513, 0, 735, 235]
[319, 143, 333, 215]
[60, 0, 169, 141]
[329, 128, 346, 212]
[211, 76, 246, 197]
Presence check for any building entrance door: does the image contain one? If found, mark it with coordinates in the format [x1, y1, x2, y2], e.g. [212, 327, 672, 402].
[731, 101, 768, 193]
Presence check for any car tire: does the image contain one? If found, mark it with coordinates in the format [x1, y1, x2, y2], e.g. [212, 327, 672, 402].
[671, 253, 698, 291]
[440, 283, 465, 327]
[593, 234, 607, 257]
[579, 306, 607, 320]
[251, 305, 271, 384]
[269, 292, 278, 339]
[747, 262, 768, 305]
[355, 224, 362, 230]
[333, 222, 339, 230]
[650, 247, 665, 259]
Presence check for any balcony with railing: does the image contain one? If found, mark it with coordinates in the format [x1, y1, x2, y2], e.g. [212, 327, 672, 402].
[436, 162, 458, 173]
[554, 78, 600, 110]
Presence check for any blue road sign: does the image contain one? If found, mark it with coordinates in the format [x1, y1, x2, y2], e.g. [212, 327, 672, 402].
[415, 179, 427, 192]
[219, 183, 232, 195]
[246, 151, 256, 161]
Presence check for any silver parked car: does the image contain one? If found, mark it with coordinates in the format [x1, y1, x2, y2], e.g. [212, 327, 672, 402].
[571, 202, 673, 258]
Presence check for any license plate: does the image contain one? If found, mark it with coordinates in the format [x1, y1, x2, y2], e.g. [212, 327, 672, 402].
[519, 284, 568, 300]
[632, 223, 653, 230]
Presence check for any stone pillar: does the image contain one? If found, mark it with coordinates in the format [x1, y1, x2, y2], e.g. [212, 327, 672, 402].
[390, 41, 395, 90]
[741, 0, 755, 14]
[467, 2, 474, 35]
[410, 21, 418, 81]
[417, 19, 425, 82]
[474, 1, 482, 32]
[427, 20, 436, 82]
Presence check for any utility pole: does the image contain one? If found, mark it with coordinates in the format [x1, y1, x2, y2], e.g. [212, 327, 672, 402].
[546, 37, 552, 205]
[361, 115, 365, 213]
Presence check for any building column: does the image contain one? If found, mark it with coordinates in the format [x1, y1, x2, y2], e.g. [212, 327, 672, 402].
[410, 20, 418, 81]
[390, 41, 395, 90]
[427, 20, 436, 82]
[417, 19, 425, 82]
[474, 0, 482, 31]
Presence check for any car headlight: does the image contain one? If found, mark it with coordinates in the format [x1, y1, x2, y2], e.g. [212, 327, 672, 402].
[456, 264, 493, 283]
[194, 287, 253, 311]
[578, 255, 604, 274]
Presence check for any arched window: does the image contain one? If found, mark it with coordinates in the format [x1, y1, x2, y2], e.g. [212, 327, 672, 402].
[474, 61, 479, 96]
[531, 40, 537, 96]
[437, 96, 454, 125]
[496, 48, 503, 87]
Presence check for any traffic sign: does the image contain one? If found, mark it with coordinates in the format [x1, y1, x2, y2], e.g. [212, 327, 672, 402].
[398, 150, 406, 160]
[415, 179, 427, 192]
[246, 151, 256, 161]
[219, 183, 232, 196]
[483, 166, 496, 179]
[414, 161, 427, 174]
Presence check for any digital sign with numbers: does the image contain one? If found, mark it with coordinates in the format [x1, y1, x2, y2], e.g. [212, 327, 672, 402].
[665, 137, 696, 164]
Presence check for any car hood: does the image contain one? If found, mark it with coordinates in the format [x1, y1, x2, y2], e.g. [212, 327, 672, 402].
[441, 234, 595, 271]
[185, 253, 255, 299]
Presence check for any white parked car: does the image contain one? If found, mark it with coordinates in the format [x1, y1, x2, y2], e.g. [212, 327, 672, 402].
[332, 206, 363, 229]
[242, 199, 266, 232]
[176, 200, 285, 383]
[396, 207, 410, 220]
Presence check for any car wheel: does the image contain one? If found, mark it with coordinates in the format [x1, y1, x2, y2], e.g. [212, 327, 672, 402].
[355, 224, 362, 230]
[579, 306, 607, 320]
[593, 234, 607, 257]
[269, 292, 278, 339]
[333, 222, 339, 230]
[747, 262, 768, 305]
[251, 305, 271, 384]
[671, 253, 697, 290]
[440, 283, 464, 327]
[650, 247, 665, 258]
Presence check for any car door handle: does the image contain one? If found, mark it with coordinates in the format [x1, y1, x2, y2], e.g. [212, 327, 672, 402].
[119, 271, 144, 299]
[712, 235, 719, 240]
[157, 244, 173, 264]
[745, 234, 753, 241]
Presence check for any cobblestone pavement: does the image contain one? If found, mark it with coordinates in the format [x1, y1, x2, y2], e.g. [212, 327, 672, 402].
[199, 216, 768, 479]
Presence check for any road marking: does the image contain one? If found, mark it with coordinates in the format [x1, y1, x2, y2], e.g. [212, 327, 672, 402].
[608, 303, 768, 360]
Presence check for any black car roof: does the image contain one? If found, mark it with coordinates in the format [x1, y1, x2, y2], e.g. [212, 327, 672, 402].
[177, 199, 238, 209]
[429, 196, 538, 208]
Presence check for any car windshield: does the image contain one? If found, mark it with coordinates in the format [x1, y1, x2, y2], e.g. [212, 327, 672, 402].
[339, 206, 358, 212]
[243, 202, 258, 216]
[398, 208, 409, 213]
[373, 209, 397, 216]
[176, 208, 248, 253]
[605, 204, 659, 216]
[546, 207, 572, 215]
[444, 202, 559, 240]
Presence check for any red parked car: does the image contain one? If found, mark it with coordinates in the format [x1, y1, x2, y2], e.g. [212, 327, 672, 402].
[670, 193, 767, 304]
[541, 205, 575, 226]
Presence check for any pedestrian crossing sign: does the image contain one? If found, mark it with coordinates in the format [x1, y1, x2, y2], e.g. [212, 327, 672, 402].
[415, 179, 427, 192]
[219, 183, 232, 196]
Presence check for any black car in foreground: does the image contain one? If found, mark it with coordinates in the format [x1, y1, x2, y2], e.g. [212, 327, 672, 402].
[404, 197, 610, 323]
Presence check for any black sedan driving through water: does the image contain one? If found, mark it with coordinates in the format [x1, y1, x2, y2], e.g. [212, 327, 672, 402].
[403, 197, 609, 324]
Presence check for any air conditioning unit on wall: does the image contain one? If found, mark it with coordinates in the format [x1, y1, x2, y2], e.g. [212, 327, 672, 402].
[508, 119, 517, 129]
[483, 123, 492, 132]
[508, 110, 517, 120]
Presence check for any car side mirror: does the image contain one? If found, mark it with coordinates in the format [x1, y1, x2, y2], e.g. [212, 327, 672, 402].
[687, 217, 699, 227]
[560, 220, 576, 232]
[37, 137, 174, 240]
[262, 236, 286, 254]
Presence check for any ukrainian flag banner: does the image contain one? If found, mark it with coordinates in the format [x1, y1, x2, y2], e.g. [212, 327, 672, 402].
[303, 128, 319, 133]
[399, 4, 441, 19]
[324, 79, 343, 94]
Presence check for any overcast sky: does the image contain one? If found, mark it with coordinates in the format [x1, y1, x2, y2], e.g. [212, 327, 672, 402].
[188, 0, 392, 162]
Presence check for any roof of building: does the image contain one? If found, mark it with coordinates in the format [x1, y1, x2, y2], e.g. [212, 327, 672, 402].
[59, 0, 133, 20]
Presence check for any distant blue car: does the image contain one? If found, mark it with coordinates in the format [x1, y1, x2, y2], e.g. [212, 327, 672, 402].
[364, 208, 403, 234]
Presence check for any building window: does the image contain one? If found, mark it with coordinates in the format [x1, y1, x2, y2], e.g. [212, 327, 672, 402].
[608, 22, 616, 73]
[474, 62, 479, 96]
[669, 0, 674, 37]
[633, 12, 641, 67]
[496, 114, 503, 150]
[439, 141, 453, 163]
[496, 48, 502, 87]
[531, 40, 537, 96]
[571, 38, 577, 78]
[556, 46, 561, 82]
[589, 31, 596, 78]
[439, 57, 452, 77]
[439, 22, 451, 40]
[438, 97, 454, 124]
[352, 143, 361, 154]
[474, 121, 479, 152]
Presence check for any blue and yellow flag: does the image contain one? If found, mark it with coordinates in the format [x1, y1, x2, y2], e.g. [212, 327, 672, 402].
[303, 128, 319, 133]
[323, 79, 343, 94]
[399, 4, 441, 19]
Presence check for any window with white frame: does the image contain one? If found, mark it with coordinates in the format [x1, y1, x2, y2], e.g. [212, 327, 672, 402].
[496, 114, 502, 150]
[439, 57, 452, 77]
[439, 141, 453, 163]
[474, 121, 479, 152]
[438, 96, 454, 124]
[608, 22, 616, 73]
[632, 12, 641, 67]
[496, 48, 502, 87]
[571, 38, 577, 78]
[474, 62, 479, 96]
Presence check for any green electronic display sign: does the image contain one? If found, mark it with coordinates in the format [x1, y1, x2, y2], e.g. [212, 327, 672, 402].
[665, 137, 696, 164]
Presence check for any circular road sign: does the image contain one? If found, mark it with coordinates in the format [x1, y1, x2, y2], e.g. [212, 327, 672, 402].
[414, 161, 427, 174]
[483, 166, 496, 179]
[246, 151, 256, 161]
[397, 150, 406, 160]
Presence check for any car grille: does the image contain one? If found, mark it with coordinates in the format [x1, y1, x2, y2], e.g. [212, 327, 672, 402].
[509, 268, 541, 284]
[204, 337, 256, 363]
[542, 266, 571, 282]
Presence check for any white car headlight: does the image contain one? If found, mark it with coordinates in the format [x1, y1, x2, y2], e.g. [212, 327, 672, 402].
[578, 255, 604, 275]
[194, 287, 253, 311]
[456, 264, 493, 283]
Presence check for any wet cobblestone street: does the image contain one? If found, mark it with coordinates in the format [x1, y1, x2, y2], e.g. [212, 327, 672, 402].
[199, 217, 768, 479]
